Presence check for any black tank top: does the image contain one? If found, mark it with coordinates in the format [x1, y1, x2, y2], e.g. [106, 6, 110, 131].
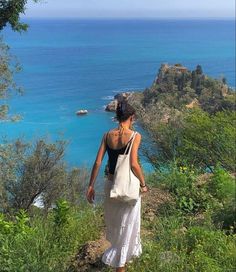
[105, 132, 133, 175]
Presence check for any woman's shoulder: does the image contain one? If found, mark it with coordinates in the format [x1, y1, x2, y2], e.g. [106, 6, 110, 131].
[134, 131, 141, 139]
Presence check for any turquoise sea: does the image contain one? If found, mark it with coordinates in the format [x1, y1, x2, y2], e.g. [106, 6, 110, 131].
[1, 19, 235, 176]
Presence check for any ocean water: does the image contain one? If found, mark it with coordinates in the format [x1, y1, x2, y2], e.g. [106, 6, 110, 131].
[1, 19, 235, 178]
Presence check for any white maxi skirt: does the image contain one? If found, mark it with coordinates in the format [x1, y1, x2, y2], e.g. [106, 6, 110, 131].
[102, 178, 142, 268]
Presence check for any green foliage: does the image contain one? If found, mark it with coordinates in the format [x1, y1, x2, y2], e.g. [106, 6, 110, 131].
[144, 108, 236, 172]
[0, 37, 23, 120]
[204, 166, 236, 232]
[159, 164, 196, 194]
[0, 0, 42, 120]
[0, 204, 103, 272]
[141, 64, 234, 113]
[0, 137, 88, 213]
[180, 109, 236, 172]
[0, 0, 40, 32]
[53, 199, 70, 227]
[127, 214, 236, 272]
[137, 64, 236, 174]
[153, 164, 215, 215]
[206, 166, 235, 202]
[185, 226, 235, 271]
[178, 196, 199, 214]
[198, 77, 235, 113]
[149, 163, 235, 229]
[212, 198, 235, 233]
[142, 112, 184, 168]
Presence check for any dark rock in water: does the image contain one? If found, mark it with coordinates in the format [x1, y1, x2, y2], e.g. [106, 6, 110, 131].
[105, 100, 118, 112]
[114, 92, 133, 101]
[105, 92, 133, 112]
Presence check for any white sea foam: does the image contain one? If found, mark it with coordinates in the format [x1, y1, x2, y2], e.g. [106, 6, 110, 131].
[101, 95, 114, 100]
[111, 87, 140, 93]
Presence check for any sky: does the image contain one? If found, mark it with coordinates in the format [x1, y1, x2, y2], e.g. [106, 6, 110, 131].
[23, 0, 235, 19]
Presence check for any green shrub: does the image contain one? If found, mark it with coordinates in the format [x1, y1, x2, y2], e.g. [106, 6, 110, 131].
[154, 164, 196, 194]
[211, 198, 236, 233]
[127, 217, 236, 272]
[0, 203, 103, 272]
[53, 199, 70, 227]
[206, 166, 235, 202]
[185, 226, 236, 271]
[143, 109, 236, 172]
[155, 164, 214, 214]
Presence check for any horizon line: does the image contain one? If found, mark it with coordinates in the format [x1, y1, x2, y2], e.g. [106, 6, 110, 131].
[22, 16, 235, 20]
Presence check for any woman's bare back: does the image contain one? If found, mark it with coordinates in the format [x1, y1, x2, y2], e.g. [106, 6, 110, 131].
[106, 128, 134, 150]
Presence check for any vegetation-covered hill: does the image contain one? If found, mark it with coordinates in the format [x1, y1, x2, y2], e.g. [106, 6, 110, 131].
[131, 63, 235, 125]
[129, 64, 236, 172]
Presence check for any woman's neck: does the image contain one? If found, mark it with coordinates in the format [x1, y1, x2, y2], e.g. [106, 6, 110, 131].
[119, 122, 130, 130]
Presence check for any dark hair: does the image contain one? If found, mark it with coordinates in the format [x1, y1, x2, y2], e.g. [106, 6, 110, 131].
[116, 100, 136, 122]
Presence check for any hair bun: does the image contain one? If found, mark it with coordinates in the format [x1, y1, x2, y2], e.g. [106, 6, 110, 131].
[115, 100, 135, 122]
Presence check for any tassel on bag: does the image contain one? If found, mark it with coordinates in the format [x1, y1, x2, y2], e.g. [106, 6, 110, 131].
[110, 131, 140, 204]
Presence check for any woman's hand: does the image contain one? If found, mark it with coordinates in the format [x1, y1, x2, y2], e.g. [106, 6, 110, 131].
[140, 185, 149, 194]
[86, 186, 95, 203]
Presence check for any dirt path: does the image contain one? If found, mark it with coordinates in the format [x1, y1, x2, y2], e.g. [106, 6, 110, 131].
[68, 187, 173, 272]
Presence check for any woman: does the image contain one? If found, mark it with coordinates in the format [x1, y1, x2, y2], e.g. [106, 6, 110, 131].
[86, 101, 148, 272]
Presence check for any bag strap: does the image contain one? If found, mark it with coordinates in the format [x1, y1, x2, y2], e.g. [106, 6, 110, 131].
[127, 131, 137, 155]
[124, 131, 136, 155]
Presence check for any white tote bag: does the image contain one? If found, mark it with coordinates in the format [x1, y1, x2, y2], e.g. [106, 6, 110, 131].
[110, 131, 140, 203]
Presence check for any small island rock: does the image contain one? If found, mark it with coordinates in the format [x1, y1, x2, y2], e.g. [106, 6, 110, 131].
[105, 92, 134, 112]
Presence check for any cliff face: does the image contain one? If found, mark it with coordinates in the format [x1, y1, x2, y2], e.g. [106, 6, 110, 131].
[154, 63, 189, 85]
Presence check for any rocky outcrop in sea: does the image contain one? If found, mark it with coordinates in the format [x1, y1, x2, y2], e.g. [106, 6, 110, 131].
[105, 92, 134, 112]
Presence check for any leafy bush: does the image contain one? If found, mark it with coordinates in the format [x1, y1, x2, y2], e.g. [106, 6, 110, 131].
[0, 202, 103, 272]
[140, 102, 235, 172]
[185, 226, 236, 271]
[0, 138, 88, 213]
[206, 166, 235, 202]
[180, 109, 236, 172]
[127, 216, 236, 272]
[211, 198, 235, 233]
[53, 199, 70, 227]
[153, 164, 214, 215]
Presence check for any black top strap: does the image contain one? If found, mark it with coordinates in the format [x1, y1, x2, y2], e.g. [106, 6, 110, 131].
[105, 130, 136, 150]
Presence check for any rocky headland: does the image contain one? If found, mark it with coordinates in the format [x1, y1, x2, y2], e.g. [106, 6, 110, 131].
[105, 63, 235, 126]
[105, 92, 134, 112]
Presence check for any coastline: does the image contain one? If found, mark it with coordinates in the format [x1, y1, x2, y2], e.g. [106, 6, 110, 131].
[1, 19, 235, 170]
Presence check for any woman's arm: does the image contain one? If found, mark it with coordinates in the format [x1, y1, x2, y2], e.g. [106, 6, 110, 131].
[130, 133, 146, 186]
[88, 133, 107, 188]
[86, 133, 107, 203]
